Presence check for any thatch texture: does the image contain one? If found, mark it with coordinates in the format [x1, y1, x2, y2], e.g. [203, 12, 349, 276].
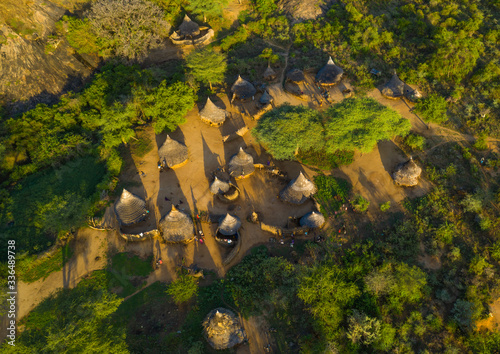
[158, 135, 189, 168]
[228, 147, 255, 178]
[200, 97, 227, 126]
[280, 172, 317, 204]
[263, 66, 277, 80]
[231, 76, 256, 100]
[287, 68, 305, 83]
[392, 158, 422, 187]
[259, 91, 273, 105]
[210, 177, 231, 194]
[381, 74, 405, 99]
[300, 211, 325, 228]
[178, 14, 200, 37]
[218, 214, 242, 236]
[315, 57, 343, 86]
[203, 308, 246, 350]
[114, 189, 148, 226]
[159, 205, 194, 243]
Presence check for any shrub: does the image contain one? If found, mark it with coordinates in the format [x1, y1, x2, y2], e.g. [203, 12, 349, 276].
[473, 134, 488, 151]
[414, 94, 448, 123]
[404, 133, 425, 151]
[460, 193, 483, 213]
[380, 202, 391, 212]
[166, 274, 199, 305]
[314, 175, 351, 214]
[347, 311, 381, 345]
[452, 299, 476, 332]
[352, 195, 370, 212]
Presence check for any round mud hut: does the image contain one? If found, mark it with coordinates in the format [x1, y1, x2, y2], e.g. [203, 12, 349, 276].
[263, 65, 277, 81]
[287, 68, 305, 83]
[300, 211, 326, 229]
[114, 189, 148, 226]
[178, 14, 200, 38]
[158, 135, 189, 169]
[231, 75, 256, 101]
[228, 147, 255, 179]
[159, 205, 194, 243]
[280, 172, 317, 205]
[199, 97, 227, 126]
[210, 177, 240, 202]
[316, 57, 343, 86]
[381, 74, 405, 99]
[392, 157, 422, 187]
[203, 308, 246, 350]
[218, 214, 242, 236]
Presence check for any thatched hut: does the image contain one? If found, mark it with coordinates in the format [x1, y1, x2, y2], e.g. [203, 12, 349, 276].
[218, 214, 242, 236]
[315, 57, 343, 86]
[178, 14, 200, 38]
[210, 176, 230, 194]
[263, 65, 277, 81]
[210, 177, 240, 202]
[228, 147, 255, 178]
[287, 68, 305, 83]
[280, 171, 317, 204]
[114, 189, 148, 226]
[159, 205, 194, 243]
[392, 157, 422, 187]
[259, 91, 273, 105]
[158, 135, 189, 169]
[300, 211, 325, 228]
[203, 308, 246, 350]
[231, 75, 256, 101]
[381, 74, 405, 99]
[199, 97, 227, 126]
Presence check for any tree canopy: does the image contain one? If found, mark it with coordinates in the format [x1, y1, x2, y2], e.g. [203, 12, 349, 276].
[185, 47, 227, 90]
[252, 104, 324, 160]
[324, 98, 411, 153]
[187, 0, 229, 21]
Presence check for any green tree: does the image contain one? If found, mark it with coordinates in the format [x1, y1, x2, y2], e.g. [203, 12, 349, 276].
[185, 48, 227, 90]
[166, 274, 199, 304]
[414, 93, 448, 124]
[347, 310, 381, 345]
[187, 0, 229, 22]
[324, 98, 411, 153]
[253, 104, 324, 160]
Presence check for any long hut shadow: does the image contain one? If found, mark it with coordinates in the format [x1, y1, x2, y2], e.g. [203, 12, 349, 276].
[378, 140, 407, 176]
[202, 133, 222, 180]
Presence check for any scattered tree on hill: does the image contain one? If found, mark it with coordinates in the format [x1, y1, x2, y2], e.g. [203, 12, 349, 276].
[324, 98, 411, 153]
[253, 105, 324, 160]
[185, 48, 227, 90]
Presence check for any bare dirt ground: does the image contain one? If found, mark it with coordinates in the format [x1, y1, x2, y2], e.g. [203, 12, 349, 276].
[477, 297, 500, 332]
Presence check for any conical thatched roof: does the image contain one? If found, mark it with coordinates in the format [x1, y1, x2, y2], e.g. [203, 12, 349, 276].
[159, 205, 194, 242]
[178, 14, 200, 37]
[381, 74, 405, 99]
[259, 91, 273, 105]
[263, 65, 277, 80]
[300, 211, 325, 228]
[231, 76, 256, 100]
[218, 213, 242, 236]
[203, 308, 246, 350]
[210, 176, 231, 194]
[280, 172, 317, 204]
[228, 147, 255, 178]
[114, 189, 147, 226]
[287, 68, 305, 83]
[158, 135, 189, 168]
[392, 157, 422, 187]
[200, 97, 227, 126]
[315, 57, 343, 86]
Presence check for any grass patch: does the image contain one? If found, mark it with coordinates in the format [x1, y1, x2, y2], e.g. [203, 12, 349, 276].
[130, 129, 154, 158]
[313, 174, 352, 214]
[298, 149, 354, 170]
[108, 252, 153, 297]
[17, 244, 73, 283]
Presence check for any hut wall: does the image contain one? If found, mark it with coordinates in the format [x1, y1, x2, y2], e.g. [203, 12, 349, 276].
[261, 222, 282, 236]
[170, 29, 214, 46]
[119, 229, 160, 241]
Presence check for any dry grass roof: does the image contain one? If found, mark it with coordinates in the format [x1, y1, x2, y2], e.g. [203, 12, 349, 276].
[263, 65, 277, 80]
[210, 176, 231, 194]
[199, 97, 227, 126]
[159, 205, 194, 242]
[381, 74, 405, 99]
[218, 213, 242, 236]
[300, 211, 325, 228]
[203, 308, 246, 350]
[259, 91, 273, 105]
[228, 147, 255, 178]
[114, 189, 148, 226]
[178, 14, 200, 37]
[231, 76, 256, 100]
[280, 172, 317, 204]
[315, 57, 343, 86]
[392, 157, 422, 187]
[287, 68, 305, 83]
[158, 135, 189, 168]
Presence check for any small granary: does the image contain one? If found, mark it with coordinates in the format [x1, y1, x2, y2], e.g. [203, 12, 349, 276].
[203, 308, 246, 350]
[210, 177, 240, 202]
[392, 157, 422, 187]
[316, 57, 343, 86]
[228, 147, 255, 178]
[158, 135, 189, 169]
[263, 65, 277, 81]
[178, 14, 200, 38]
[199, 97, 227, 126]
[286, 68, 305, 83]
[210, 176, 231, 194]
[381, 74, 405, 99]
[259, 91, 273, 105]
[159, 205, 194, 243]
[280, 171, 317, 205]
[114, 189, 148, 226]
[218, 213, 242, 236]
[231, 75, 256, 101]
[300, 211, 326, 228]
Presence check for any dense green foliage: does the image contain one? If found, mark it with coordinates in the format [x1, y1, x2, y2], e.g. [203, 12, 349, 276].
[313, 174, 351, 214]
[17, 244, 73, 283]
[185, 47, 227, 90]
[414, 93, 448, 123]
[187, 0, 229, 21]
[166, 274, 199, 305]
